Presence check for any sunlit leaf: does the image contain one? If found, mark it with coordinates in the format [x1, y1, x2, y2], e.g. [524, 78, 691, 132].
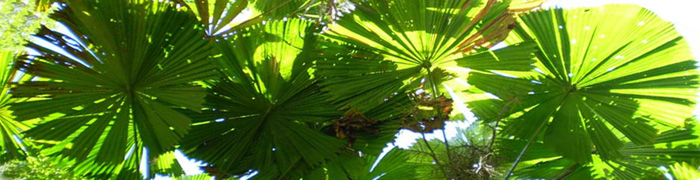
[507, 119, 700, 179]
[11, 0, 216, 165]
[180, 18, 345, 178]
[317, 0, 537, 120]
[0, 51, 33, 162]
[473, 4, 699, 163]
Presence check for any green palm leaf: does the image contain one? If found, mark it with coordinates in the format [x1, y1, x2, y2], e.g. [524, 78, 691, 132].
[50, 134, 184, 179]
[508, 0, 547, 12]
[669, 162, 700, 180]
[172, 174, 218, 180]
[174, 0, 303, 37]
[180, 18, 345, 178]
[304, 147, 422, 180]
[251, 0, 351, 22]
[506, 119, 700, 179]
[469, 4, 699, 164]
[174, 0, 254, 36]
[34, 0, 55, 11]
[0, 51, 34, 162]
[317, 0, 537, 114]
[149, 151, 186, 178]
[355, 148, 421, 180]
[10, 0, 216, 165]
[249, 0, 306, 19]
[302, 152, 364, 180]
[69, 136, 142, 179]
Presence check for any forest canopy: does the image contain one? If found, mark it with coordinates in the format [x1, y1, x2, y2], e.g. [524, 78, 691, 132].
[1, 0, 699, 179]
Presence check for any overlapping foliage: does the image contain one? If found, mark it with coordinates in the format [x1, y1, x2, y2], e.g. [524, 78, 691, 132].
[0, 0, 699, 179]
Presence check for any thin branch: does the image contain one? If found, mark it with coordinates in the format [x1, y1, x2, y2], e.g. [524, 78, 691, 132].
[486, 119, 500, 151]
[441, 129, 453, 164]
[503, 118, 547, 180]
[404, 149, 439, 156]
[488, 96, 517, 152]
[425, 68, 453, 163]
[420, 131, 445, 174]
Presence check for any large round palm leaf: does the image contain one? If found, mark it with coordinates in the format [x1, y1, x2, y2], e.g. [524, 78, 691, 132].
[10, 0, 216, 165]
[180, 19, 346, 177]
[317, 0, 538, 115]
[469, 4, 699, 163]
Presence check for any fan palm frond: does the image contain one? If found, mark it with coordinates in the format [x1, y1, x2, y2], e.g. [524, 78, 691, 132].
[11, 0, 216, 167]
[180, 18, 345, 178]
[469, 3, 699, 169]
[316, 0, 538, 126]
